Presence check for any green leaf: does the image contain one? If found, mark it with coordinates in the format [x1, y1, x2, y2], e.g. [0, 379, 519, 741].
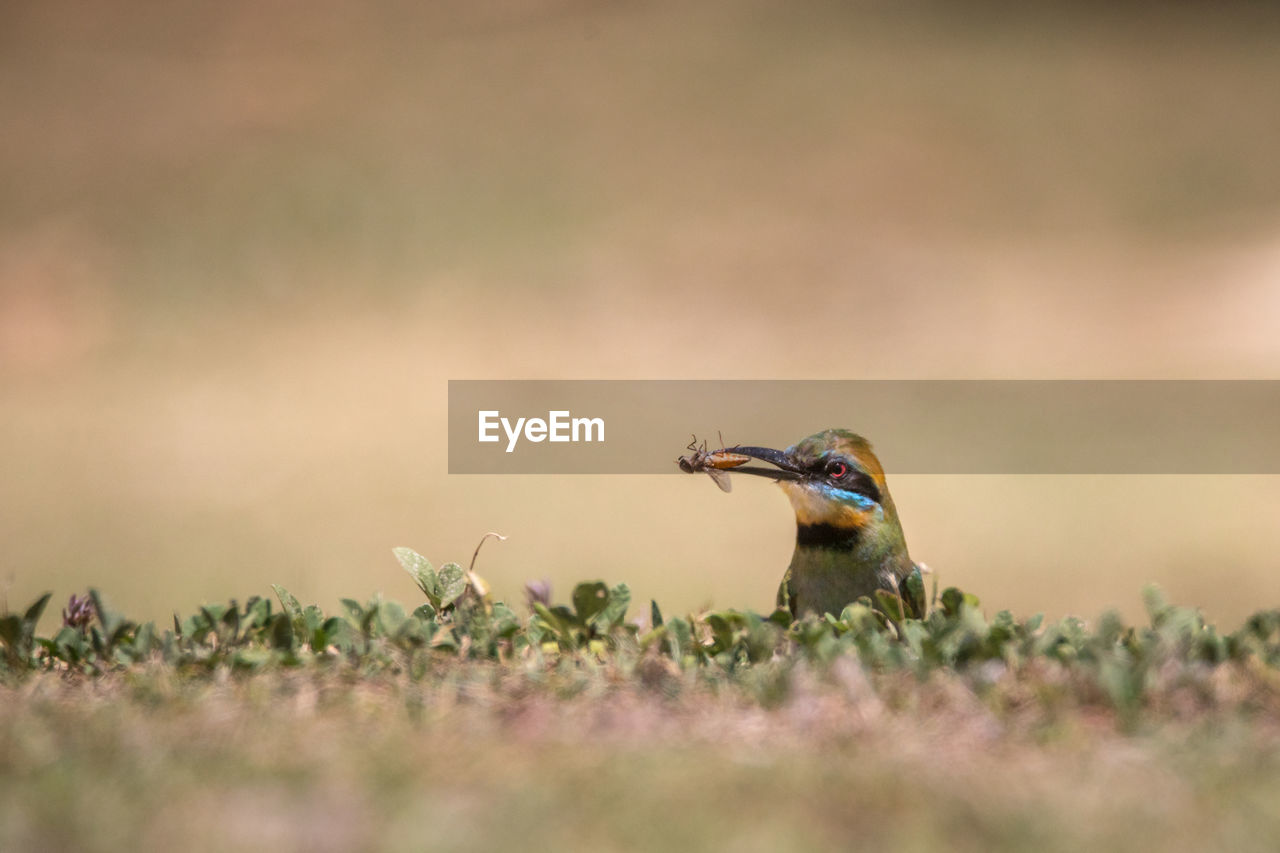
[490, 602, 521, 638]
[46, 626, 86, 664]
[874, 589, 906, 622]
[532, 602, 574, 647]
[650, 599, 664, 628]
[341, 599, 366, 624]
[200, 603, 227, 625]
[244, 596, 271, 629]
[838, 602, 877, 633]
[268, 613, 295, 651]
[572, 582, 610, 624]
[743, 614, 781, 662]
[706, 613, 736, 652]
[133, 622, 157, 657]
[89, 589, 121, 638]
[436, 563, 468, 610]
[1143, 584, 1169, 625]
[901, 568, 926, 619]
[591, 583, 630, 632]
[940, 587, 981, 618]
[394, 546, 439, 600]
[221, 603, 241, 640]
[379, 600, 408, 635]
[766, 608, 793, 629]
[359, 598, 380, 635]
[319, 616, 350, 651]
[23, 592, 52, 629]
[271, 585, 303, 619]
[665, 617, 693, 664]
[302, 605, 325, 635]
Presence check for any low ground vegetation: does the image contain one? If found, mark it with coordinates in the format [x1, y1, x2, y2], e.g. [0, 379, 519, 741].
[4, 548, 1280, 851]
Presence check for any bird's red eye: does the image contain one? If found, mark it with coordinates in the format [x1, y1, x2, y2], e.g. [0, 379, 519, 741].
[828, 461, 848, 479]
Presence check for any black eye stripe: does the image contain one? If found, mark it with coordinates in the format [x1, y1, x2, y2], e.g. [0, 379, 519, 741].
[846, 471, 882, 505]
[813, 458, 882, 505]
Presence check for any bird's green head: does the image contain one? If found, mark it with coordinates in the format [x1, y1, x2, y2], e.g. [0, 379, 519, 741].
[726, 429, 908, 556]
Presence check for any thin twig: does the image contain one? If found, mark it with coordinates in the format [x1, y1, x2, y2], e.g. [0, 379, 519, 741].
[470, 531, 508, 574]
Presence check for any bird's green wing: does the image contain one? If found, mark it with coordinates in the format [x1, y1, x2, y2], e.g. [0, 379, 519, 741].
[776, 568, 797, 617]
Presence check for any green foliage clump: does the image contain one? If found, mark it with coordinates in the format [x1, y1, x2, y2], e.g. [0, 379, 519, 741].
[4, 552, 1280, 721]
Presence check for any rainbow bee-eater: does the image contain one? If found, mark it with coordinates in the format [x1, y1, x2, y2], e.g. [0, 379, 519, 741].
[693, 429, 917, 618]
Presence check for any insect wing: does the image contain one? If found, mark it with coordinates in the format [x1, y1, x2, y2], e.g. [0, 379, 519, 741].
[706, 468, 733, 492]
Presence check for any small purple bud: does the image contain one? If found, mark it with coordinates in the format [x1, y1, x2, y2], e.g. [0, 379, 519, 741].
[524, 579, 553, 609]
[62, 593, 95, 631]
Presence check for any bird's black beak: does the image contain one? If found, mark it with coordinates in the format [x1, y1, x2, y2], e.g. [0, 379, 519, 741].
[723, 445, 806, 482]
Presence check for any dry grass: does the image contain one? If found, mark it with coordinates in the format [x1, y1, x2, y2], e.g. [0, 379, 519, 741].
[4, 663, 1280, 852]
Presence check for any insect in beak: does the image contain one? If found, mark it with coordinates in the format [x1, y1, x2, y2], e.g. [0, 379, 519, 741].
[676, 434, 751, 492]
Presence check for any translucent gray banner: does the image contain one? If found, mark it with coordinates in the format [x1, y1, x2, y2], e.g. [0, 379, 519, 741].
[447, 380, 1280, 474]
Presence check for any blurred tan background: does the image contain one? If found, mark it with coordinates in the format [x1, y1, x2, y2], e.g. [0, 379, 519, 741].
[2, 1, 1279, 628]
